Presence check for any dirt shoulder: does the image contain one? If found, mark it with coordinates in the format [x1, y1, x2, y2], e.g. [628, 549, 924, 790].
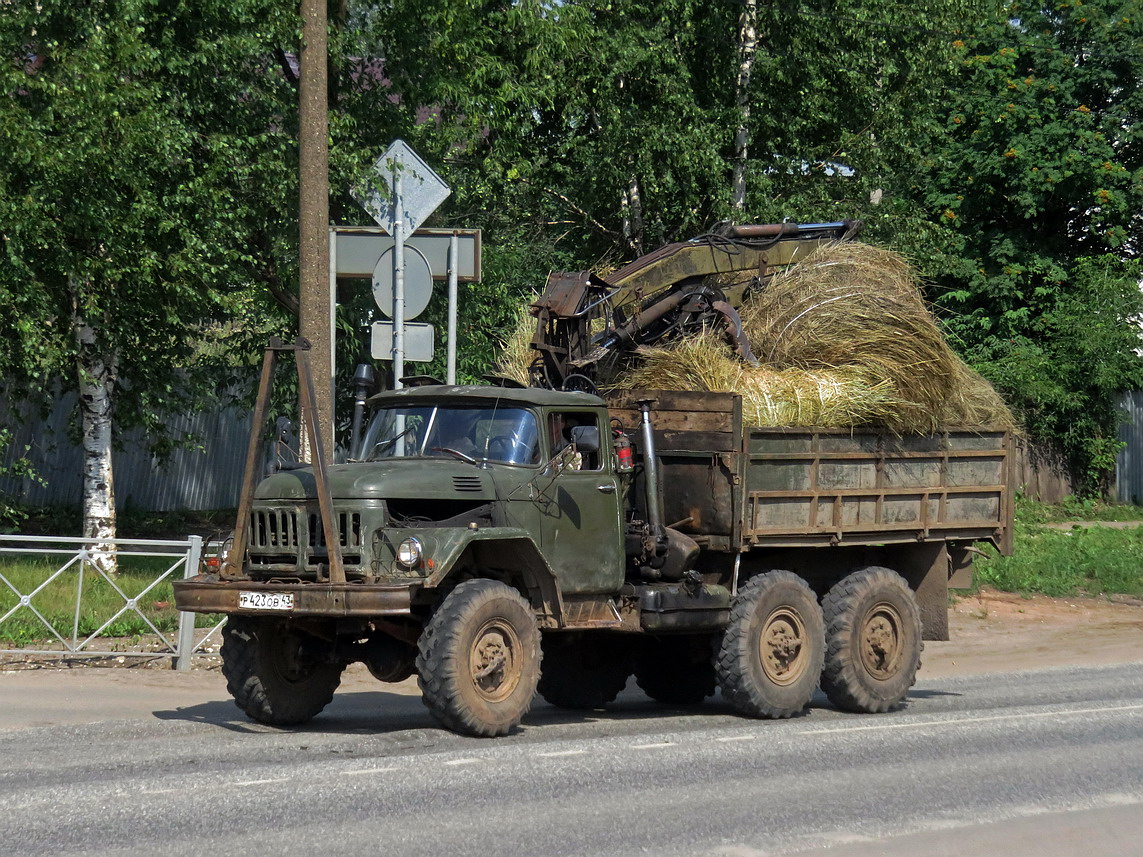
[1, 590, 1140, 730]
[923, 589, 1143, 678]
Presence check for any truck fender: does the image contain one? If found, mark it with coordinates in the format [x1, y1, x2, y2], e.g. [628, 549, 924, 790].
[422, 528, 564, 628]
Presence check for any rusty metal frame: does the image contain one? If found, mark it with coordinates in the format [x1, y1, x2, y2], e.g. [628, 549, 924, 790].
[222, 338, 344, 584]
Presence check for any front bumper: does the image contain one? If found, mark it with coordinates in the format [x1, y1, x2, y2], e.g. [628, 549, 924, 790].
[173, 575, 415, 617]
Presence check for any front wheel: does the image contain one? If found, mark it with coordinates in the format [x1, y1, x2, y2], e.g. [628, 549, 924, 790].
[820, 566, 923, 713]
[221, 616, 344, 726]
[715, 571, 825, 719]
[417, 580, 541, 737]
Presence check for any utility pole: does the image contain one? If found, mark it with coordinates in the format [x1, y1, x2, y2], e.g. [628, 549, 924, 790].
[298, 0, 333, 454]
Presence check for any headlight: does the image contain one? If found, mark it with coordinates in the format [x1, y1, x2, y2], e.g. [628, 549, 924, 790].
[396, 537, 424, 569]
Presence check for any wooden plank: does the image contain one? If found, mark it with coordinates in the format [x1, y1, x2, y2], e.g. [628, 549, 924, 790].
[609, 410, 734, 434]
[608, 389, 739, 413]
[746, 449, 1007, 461]
[745, 485, 1007, 498]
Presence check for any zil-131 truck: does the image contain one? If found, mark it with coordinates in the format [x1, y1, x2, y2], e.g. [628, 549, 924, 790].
[174, 222, 1013, 737]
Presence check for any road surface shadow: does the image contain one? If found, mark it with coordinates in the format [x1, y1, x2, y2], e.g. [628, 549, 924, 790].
[152, 682, 901, 738]
[153, 688, 437, 735]
[907, 687, 963, 699]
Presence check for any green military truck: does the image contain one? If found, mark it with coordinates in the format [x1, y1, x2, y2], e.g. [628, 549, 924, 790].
[175, 223, 1013, 736]
[175, 380, 1012, 737]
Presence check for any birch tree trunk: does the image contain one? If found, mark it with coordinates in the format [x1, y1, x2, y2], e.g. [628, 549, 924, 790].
[622, 173, 645, 255]
[71, 281, 118, 575]
[732, 0, 759, 214]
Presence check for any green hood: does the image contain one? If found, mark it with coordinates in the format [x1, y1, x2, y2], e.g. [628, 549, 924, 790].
[254, 459, 495, 501]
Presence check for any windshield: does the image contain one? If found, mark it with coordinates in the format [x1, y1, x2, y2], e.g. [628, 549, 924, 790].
[359, 404, 541, 465]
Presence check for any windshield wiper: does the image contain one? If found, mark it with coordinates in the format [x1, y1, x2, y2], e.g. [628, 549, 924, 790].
[368, 424, 417, 458]
[430, 446, 481, 465]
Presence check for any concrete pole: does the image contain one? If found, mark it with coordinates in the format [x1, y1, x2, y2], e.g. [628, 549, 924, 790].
[298, 0, 333, 454]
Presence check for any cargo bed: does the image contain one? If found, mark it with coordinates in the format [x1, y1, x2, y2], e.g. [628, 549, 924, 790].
[609, 390, 1013, 555]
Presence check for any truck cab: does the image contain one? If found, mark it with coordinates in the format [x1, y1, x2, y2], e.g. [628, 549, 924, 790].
[241, 385, 625, 596]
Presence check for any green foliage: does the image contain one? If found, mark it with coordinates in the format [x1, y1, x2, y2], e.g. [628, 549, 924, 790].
[0, 428, 40, 530]
[915, 1, 1143, 488]
[975, 523, 1143, 597]
[744, 0, 998, 229]
[1013, 493, 1143, 524]
[971, 498, 1143, 596]
[0, 0, 296, 438]
[3, 0, 1141, 498]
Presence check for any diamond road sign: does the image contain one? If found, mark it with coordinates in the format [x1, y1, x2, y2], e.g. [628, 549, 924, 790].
[356, 140, 450, 235]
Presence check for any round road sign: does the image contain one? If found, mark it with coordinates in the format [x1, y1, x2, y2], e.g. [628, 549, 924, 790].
[371, 245, 433, 320]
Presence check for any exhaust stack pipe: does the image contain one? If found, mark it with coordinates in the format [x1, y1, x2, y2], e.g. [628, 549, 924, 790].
[350, 362, 376, 459]
[637, 401, 663, 531]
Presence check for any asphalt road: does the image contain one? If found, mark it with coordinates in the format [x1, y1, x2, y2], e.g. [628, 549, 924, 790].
[2, 663, 1142, 857]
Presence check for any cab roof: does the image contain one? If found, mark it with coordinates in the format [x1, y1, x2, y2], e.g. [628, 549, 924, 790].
[366, 384, 606, 409]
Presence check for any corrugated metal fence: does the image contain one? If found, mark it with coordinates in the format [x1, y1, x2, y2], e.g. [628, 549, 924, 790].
[0, 391, 253, 512]
[1117, 390, 1143, 505]
[9, 388, 1143, 511]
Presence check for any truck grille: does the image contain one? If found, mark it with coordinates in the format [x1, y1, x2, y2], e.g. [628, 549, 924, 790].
[309, 511, 363, 549]
[249, 510, 300, 550]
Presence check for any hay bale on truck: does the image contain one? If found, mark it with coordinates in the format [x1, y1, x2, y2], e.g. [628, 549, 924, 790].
[175, 224, 1014, 738]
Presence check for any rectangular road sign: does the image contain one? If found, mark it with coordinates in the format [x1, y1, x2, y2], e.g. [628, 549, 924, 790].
[334, 227, 480, 282]
[371, 321, 435, 363]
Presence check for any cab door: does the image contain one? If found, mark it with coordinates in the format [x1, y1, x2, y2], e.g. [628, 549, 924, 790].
[538, 410, 625, 594]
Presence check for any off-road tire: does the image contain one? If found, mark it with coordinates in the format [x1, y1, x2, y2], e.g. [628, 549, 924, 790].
[537, 632, 632, 710]
[820, 566, 923, 713]
[416, 579, 541, 737]
[716, 571, 825, 719]
[635, 635, 717, 705]
[220, 616, 344, 726]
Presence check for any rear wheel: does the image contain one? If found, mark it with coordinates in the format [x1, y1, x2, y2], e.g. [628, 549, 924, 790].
[221, 616, 344, 726]
[537, 631, 632, 709]
[635, 635, 717, 705]
[715, 571, 825, 719]
[820, 566, 923, 713]
[417, 579, 541, 737]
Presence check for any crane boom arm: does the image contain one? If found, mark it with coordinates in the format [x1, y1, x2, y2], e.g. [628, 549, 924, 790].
[526, 221, 860, 390]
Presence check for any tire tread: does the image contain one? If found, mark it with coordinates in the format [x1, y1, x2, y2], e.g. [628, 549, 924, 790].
[715, 570, 825, 719]
[820, 566, 923, 713]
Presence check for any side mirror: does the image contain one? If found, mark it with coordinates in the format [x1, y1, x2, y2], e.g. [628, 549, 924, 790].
[569, 425, 600, 452]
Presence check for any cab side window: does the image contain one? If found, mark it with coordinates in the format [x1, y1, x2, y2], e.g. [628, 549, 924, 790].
[548, 411, 601, 471]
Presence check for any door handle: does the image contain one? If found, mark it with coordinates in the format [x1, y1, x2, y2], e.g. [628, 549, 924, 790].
[597, 484, 617, 494]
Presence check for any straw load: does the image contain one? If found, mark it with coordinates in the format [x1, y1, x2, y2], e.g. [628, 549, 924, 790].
[499, 242, 1015, 433]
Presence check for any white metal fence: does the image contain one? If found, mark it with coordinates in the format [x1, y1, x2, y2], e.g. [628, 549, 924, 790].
[0, 534, 223, 671]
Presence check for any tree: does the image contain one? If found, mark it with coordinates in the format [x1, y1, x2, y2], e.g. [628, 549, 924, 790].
[0, 0, 297, 566]
[341, 0, 999, 383]
[914, 0, 1143, 488]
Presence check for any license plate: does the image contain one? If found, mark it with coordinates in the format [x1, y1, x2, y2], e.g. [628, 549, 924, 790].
[238, 591, 295, 611]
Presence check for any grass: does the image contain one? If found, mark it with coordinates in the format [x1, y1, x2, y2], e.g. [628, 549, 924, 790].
[0, 552, 221, 647]
[1012, 495, 1143, 525]
[971, 497, 1143, 598]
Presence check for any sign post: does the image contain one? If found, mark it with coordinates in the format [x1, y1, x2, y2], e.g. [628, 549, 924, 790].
[448, 231, 459, 384]
[393, 171, 405, 387]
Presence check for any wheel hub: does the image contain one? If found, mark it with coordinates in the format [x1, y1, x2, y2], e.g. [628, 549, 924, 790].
[470, 622, 520, 701]
[759, 607, 809, 686]
[860, 602, 904, 680]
